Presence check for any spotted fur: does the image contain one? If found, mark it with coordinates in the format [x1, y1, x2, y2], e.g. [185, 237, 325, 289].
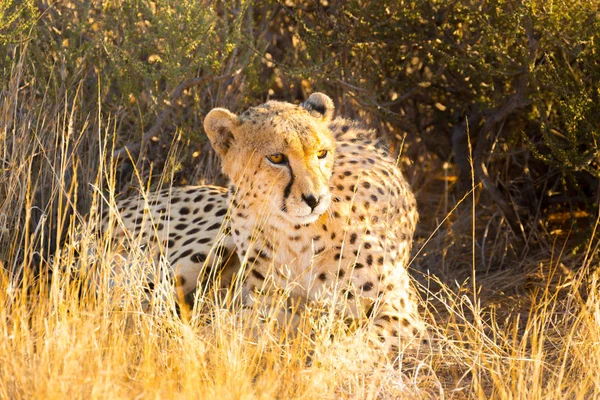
[101, 185, 237, 301]
[104, 93, 423, 356]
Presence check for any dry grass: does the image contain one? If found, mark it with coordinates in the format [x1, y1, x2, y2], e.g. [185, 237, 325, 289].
[2, 36, 600, 400]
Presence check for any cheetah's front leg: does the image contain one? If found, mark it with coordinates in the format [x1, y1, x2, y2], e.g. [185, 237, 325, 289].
[237, 263, 302, 340]
[369, 284, 424, 359]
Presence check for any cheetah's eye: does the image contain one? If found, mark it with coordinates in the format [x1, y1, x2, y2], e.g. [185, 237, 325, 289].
[317, 150, 328, 159]
[267, 153, 287, 165]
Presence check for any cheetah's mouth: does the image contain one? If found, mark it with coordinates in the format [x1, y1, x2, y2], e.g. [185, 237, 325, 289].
[291, 213, 321, 224]
[282, 193, 332, 225]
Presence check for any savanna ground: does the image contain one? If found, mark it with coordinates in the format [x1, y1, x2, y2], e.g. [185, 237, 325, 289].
[1, 1, 599, 398]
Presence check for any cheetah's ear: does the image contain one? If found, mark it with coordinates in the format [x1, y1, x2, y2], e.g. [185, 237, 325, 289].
[204, 108, 240, 157]
[301, 92, 335, 121]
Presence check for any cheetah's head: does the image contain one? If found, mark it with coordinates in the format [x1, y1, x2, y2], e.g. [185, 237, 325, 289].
[204, 93, 335, 225]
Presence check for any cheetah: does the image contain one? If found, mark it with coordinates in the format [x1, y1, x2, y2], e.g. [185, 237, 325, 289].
[203, 93, 423, 354]
[103, 93, 422, 355]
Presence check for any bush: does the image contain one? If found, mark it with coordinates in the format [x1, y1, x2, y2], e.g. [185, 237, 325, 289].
[1, 0, 598, 269]
[254, 0, 599, 235]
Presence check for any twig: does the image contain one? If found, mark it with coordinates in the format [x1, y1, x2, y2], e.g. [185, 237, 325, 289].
[471, 23, 539, 242]
[474, 89, 531, 240]
[113, 74, 233, 160]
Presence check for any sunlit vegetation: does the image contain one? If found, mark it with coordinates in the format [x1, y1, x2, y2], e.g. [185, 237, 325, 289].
[1, 1, 598, 398]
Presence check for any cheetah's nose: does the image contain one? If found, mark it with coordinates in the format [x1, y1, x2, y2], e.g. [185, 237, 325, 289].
[302, 194, 320, 211]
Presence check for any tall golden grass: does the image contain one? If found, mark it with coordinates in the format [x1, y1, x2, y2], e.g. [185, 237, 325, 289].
[2, 40, 600, 400]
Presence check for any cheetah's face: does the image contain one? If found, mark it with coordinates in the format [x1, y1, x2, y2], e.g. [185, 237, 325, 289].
[204, 93, 336, 224]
